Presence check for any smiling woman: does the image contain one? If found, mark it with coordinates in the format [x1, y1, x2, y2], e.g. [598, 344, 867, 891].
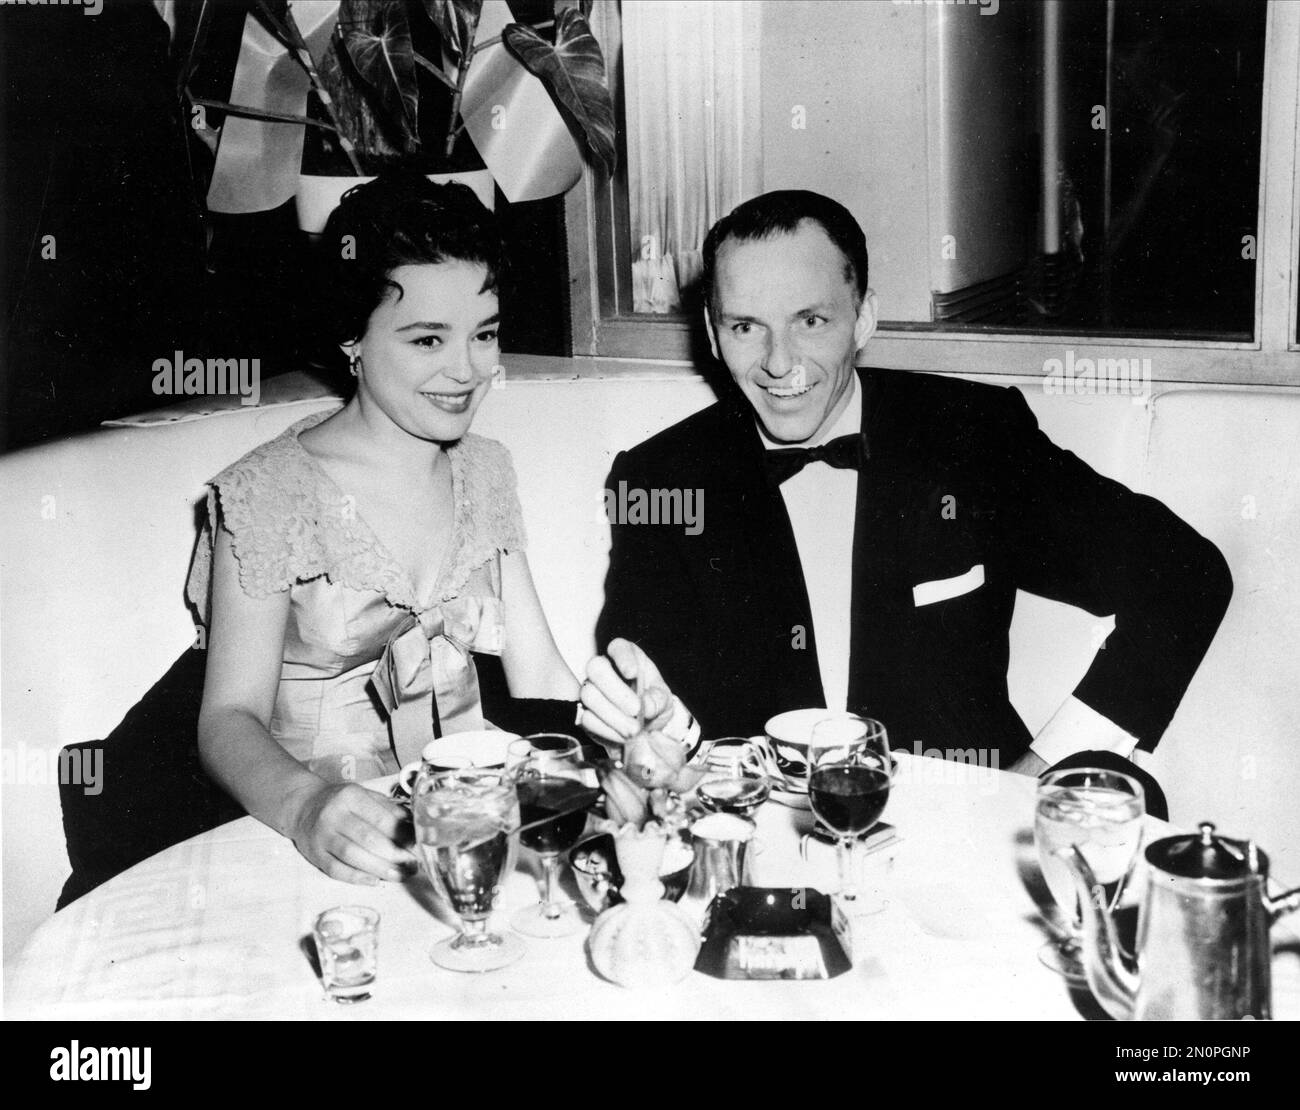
[186, 173, 580, 889]
[317, 260, 502, 454]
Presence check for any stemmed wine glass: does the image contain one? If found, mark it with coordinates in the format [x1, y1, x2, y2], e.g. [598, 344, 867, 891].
[412, 767, 525, 972]
[1034, 767, 1145, 979]
[696, 737, 774, 817]
[809, 714, 889, 769]
[806, 716, 891, 903]
[508, 734, 599, 939]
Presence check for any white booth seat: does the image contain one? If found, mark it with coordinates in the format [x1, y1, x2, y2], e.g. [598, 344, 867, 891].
[3, 358, 1297, 966]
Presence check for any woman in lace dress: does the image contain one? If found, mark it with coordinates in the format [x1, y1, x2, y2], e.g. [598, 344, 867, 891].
[187, 174, 580, 885]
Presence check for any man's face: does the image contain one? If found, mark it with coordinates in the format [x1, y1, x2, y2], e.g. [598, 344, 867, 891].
[707, 221, 876, 444]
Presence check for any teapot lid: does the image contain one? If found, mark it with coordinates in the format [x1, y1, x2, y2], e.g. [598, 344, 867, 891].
[1147, 822, 1268, 882]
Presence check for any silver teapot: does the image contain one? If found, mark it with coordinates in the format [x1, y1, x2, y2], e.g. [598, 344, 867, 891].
[1062, 822, 1300, 1020]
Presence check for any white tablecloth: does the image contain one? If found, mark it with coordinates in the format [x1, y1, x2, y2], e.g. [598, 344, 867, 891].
[9, 753, 1299, 1020]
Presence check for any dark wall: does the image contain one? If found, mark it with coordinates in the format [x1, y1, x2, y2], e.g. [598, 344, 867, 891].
[1, 0, 571, 452]
[2, 0, 206, 450]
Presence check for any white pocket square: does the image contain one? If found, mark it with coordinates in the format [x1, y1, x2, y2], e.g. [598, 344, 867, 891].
[913, 564, 985, 607]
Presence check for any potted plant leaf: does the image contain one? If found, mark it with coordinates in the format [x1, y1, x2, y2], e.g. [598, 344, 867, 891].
[181, 0, 616, 228]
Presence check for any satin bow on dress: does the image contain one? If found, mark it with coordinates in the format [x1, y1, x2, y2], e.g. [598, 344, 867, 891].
[369, 595, 506, 767]
[188, 412, 527, 786]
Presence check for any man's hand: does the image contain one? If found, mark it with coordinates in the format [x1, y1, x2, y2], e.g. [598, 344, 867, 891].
[1007, 750, 1050, 778]
[580, 639, 691, 789]
[579, 638, 675, 746]
[287, 781, 418, 884]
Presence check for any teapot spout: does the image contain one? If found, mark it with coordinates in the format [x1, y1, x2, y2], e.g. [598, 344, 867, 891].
[1059, 845, 1139, 1020]
[1266, 886, 1300, 926]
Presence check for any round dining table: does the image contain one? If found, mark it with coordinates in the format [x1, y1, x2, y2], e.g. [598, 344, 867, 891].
[9, 751, 1300, 1020]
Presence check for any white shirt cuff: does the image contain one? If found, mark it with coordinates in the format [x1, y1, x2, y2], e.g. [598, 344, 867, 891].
[1030, 695, 1141, 766]
[662, 696, 702, 756]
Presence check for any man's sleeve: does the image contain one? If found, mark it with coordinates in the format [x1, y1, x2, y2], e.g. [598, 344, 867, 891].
[595, 449, 701, 719]
[1001, 388, 1233, 751]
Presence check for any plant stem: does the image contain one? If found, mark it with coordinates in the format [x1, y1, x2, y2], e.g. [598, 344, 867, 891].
[178, 0, 215, 220]
[190, 97, 339, 131]
[444, 5, 484, 160]
[255, 0, 363, 175]
[414, 52, 457, 91]
[179, 0, 213, 101]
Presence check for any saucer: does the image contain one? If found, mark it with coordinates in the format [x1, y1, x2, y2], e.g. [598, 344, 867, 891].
[769, 786, 811, 810]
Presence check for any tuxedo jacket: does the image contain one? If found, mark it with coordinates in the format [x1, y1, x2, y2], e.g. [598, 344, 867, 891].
[597, 368, 1232, 763]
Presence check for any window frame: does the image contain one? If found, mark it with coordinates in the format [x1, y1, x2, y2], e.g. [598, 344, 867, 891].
[566, 0, 1300, 387]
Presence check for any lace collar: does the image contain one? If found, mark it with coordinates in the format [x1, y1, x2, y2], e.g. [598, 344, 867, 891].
[275, 409, 480, 613]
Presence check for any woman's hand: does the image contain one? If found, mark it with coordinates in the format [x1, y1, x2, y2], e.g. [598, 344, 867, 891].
[286, 781, 418, 885]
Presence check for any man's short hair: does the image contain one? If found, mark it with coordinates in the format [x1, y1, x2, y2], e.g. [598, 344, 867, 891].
[701, 190, 870, 309]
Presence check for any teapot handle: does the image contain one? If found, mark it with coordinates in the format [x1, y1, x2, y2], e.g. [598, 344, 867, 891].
[1266, 886, 1300, 926]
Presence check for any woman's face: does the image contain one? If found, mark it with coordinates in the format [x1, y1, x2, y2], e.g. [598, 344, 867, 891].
[351, 261, 500, 443]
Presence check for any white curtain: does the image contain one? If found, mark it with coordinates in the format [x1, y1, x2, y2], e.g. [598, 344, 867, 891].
[622, 1, 763, 313]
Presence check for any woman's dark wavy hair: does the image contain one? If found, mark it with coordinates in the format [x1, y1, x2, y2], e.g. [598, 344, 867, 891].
[318, 170, 505, 347]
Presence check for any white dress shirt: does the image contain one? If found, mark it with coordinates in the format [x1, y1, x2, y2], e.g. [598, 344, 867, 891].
[759, 377, 862, 713]
[758, 375, 1140, 763]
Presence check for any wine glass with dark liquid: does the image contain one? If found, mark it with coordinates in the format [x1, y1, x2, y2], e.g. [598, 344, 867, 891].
[807, 718, 891, 902]
[413, 767, 525, 972]
[508, 734, 600, 938]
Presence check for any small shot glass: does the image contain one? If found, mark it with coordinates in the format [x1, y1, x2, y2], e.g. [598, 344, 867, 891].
[313, 905, 379, 1004]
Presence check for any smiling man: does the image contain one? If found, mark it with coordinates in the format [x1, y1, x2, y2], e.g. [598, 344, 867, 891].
[581, 190, 1232, 786]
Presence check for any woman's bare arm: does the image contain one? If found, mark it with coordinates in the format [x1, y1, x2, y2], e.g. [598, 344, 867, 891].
[198, 527, 414, 883]
[498, 550, 580, 700]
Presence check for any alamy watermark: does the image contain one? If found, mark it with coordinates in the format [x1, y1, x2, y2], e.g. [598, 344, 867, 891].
[2, 741, 102, 795]
[152, 351, 261, 407]
[0, 0, 102, 12]
[1042, 350, 1152, 404]
[602, 482, 704, 536]
[896, 742, 1001, 795]
[50, 1042, 150, 1090]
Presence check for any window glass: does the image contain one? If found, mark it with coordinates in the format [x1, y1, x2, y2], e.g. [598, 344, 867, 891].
[616, 0, 1266, 340]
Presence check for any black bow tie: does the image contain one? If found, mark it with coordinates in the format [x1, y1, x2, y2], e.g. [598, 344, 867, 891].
[765, 433, 866, 484]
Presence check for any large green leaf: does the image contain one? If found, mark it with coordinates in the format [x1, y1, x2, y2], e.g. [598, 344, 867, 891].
[420, 0, 483, 59]
[336, 0, 420, 153]
[321, 25, 403, 166]
[502, 6, 616, 175]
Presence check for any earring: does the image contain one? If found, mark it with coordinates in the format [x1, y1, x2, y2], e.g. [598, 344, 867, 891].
[348, 350, 361, 377]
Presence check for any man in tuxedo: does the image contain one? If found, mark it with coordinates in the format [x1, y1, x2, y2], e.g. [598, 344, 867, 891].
[579, 190, 1232, 785]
